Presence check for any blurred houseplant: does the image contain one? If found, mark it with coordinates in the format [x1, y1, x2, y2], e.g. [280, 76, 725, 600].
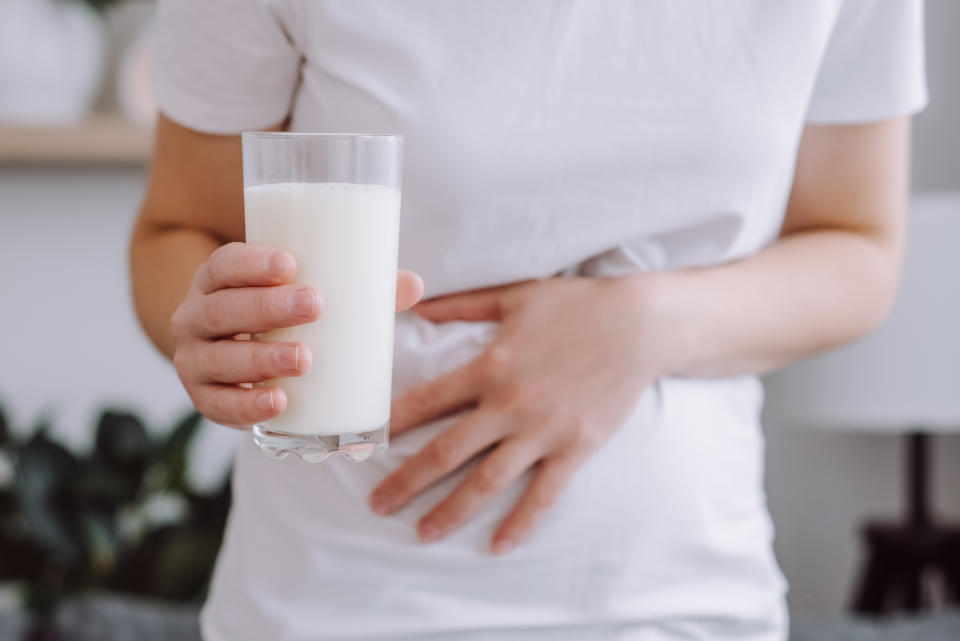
[0, 405, 230, 635]
[80, 0, 127, 10]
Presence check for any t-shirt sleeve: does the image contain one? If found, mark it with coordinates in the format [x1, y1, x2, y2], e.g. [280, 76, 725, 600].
[805, 0, 928, 124]
[152, 0, 301, 134]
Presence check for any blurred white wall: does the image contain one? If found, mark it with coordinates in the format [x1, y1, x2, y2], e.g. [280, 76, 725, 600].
[0, 168, 239, 491]
[912, 0, 960, 191]
[0, 0, 957, 617]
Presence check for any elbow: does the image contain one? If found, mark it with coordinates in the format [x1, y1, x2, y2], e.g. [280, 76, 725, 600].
[858, 270, 900, 337]
[840, 236, 904, 344]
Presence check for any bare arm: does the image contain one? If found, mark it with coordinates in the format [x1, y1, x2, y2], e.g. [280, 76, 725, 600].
[650, 117, 910, 377]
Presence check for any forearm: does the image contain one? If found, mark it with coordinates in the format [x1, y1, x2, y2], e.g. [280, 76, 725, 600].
[129, 220, 221, 359]
[641, 226, 902, 379]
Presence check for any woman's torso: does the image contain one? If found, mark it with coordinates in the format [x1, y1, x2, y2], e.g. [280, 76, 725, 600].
[202, 2, 862, 639]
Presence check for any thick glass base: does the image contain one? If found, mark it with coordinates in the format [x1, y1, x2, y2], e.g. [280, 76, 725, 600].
[252, 423, 388, 463]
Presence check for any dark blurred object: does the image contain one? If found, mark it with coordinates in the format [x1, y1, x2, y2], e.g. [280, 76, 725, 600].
[852, 433, 960, 614]
[0, 405, 230, 639]
[78, 0, 127, 13]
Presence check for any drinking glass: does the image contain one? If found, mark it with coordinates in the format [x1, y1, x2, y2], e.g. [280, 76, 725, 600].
[242, 132, 402, 462]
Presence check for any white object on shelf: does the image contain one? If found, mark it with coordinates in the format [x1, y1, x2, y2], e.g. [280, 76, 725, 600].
[117, 17, 157, 129]
[0, 0, 107, 124]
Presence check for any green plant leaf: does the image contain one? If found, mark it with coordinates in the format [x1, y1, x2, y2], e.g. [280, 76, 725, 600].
[14, 432, 84, 569]
[163, 412, 202, 459]
[0, 403, 8, 447]
[144, 526, 219, 600]
[75, 463, 138, 510]
[77, 0, 127, 13]
[95, 411, 150, 473]
[6, 407, 232, 610]
[161, 412, 202, 492]
[185, 482, 231, 532]
[81, 512, 120, 581]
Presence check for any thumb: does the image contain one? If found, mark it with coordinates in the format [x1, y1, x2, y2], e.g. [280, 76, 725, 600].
[396, 270, 424, 312]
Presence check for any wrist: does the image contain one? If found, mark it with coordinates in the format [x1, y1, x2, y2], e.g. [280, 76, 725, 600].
[613, 270, 700, 378]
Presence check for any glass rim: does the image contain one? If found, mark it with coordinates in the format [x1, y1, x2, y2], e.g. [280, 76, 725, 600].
[241, 131, 402, 142]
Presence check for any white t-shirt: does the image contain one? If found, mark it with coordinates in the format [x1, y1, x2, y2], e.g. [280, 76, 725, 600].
[153, 2, 926, 640]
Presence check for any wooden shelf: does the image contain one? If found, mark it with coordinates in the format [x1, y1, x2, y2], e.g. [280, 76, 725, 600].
[0, 114, 152, 166]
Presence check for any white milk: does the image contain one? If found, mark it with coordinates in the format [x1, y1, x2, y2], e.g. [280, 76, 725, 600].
[244, 182, 400, 435]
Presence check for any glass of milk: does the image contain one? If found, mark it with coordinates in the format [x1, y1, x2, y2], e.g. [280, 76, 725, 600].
[241, 132, 402, 463]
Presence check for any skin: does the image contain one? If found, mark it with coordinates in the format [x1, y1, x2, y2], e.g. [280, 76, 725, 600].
[131, 113, 911, 555]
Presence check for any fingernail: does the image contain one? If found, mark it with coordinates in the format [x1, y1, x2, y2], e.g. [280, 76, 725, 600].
[419, 522, 441, 542]
[276, 345, 300, 371]
[258, 390, 276, 412]
[288, 288, 317, 317]
[491, 538, 514, 555]
[370, 494, 391, 516]
[270, 251, 295, 275]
